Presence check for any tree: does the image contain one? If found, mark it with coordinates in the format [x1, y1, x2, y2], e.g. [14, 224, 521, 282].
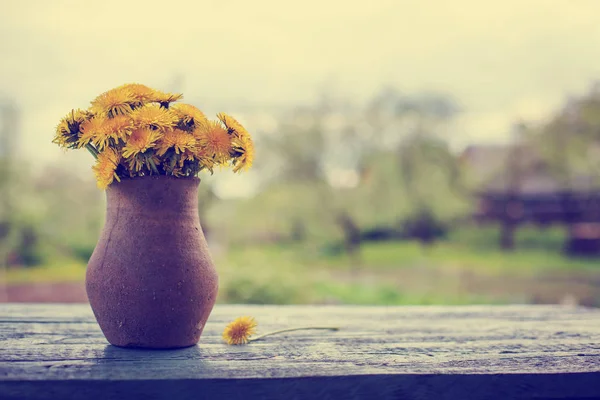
[388, 92, 464, 247]
[259, 86, 462, 257]
[533, 83, 600, 186]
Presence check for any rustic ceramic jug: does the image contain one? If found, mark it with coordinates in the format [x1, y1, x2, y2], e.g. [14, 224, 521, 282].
[86, 176, 218, 348]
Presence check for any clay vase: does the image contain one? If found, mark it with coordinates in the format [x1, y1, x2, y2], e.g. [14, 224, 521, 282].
[86, 176, 218, 349]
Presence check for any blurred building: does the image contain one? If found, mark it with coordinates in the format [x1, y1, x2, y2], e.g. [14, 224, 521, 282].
[463, 144, 600, 256]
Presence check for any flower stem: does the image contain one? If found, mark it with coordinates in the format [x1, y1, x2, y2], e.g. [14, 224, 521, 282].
[148, 157, 160, 175]
[168, 156, 177, 174]
[85, 144, 99, 159]
[249, 326, 339, 343]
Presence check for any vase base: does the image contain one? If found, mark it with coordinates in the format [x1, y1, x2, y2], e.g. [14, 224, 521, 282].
[108, 342, 199, 350]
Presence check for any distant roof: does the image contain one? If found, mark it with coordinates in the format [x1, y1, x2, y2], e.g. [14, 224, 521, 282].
[483, 174, 600, 195]
[460, 144, 514, 185]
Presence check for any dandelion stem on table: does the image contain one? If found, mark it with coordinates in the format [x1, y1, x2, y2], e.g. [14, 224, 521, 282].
[249, 326, 339, 343]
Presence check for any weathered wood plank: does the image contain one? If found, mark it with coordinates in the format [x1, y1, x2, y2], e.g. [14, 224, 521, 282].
[1, 304, 600, 399]
[3, 303, 600, 320]
[3, 373, 600, 400]
[3, 374, 600, 400]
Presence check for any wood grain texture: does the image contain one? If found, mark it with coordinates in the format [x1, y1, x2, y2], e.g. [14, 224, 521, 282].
[1, 304, 600, 400]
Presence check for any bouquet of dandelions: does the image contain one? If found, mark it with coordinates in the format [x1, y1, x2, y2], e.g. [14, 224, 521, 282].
[53, 83, 254, 188]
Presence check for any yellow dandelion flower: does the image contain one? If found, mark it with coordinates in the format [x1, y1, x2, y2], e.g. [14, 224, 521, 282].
[181, 148, 197, 162]
[231, 134, 254, 172]
[116, 83, 157, 104]
[193, 146, 215, 168]
[131, 104, 179, 132]
[150, 89, 183, 107]
[174, 148, 202, 171]
[79, 115, 108, 148]
[196, 120, 232, 163]
[92, 148, 121, 189]
[53, 109, 91, 149]
[222, 316, 257, 345]
[215, 112, 253, 171]
[54, 85, 256, 183]
[156, 129, 196, 156]
[217, 112, 249, 139]
[81, 114, 134, 150]
[90, 87, 137, 118]
[102, 114, 135, 142]
[171, 103, 207, 130]
[222, 318, 339, 345]
[122, 127, 160, 158]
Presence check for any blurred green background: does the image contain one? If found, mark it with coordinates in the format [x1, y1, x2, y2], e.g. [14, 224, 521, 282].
[2, 0, 600, 306]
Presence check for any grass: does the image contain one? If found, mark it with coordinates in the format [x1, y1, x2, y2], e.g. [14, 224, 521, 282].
[3, 260, 85, 285]
[318, 242, 597, 276]
[312, 281, 505, 305]
[215, 233, 600, 305]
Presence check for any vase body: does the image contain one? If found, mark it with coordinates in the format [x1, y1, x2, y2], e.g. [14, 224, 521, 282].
[86, 176, 218, 349]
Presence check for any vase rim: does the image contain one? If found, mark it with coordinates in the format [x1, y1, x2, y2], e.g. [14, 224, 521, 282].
[109, 175, 201, 186]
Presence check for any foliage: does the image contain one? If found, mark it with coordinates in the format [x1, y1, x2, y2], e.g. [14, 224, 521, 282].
[5, 261, 85, 284]
[9, 236, 600, 305]
[53, 83, 254, 188]
[398, 207, 447, 244]
[448, 225, 567, 252]
[1, 165, 105, 267]
[254, 88, 464, 255]
[527, 83, 600, 186]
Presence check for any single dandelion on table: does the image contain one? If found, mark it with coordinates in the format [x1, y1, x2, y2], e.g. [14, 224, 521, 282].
[223, 317, 339, 346]
[222, 316, 258, 345]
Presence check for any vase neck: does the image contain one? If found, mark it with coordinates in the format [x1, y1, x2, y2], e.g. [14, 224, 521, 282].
[106, 177, 200, 215]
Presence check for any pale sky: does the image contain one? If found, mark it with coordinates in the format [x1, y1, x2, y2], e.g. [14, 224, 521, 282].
[2, 0, 600, 175]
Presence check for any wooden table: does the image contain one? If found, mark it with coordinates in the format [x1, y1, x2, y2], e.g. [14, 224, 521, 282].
[1, 304, 600, 399]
